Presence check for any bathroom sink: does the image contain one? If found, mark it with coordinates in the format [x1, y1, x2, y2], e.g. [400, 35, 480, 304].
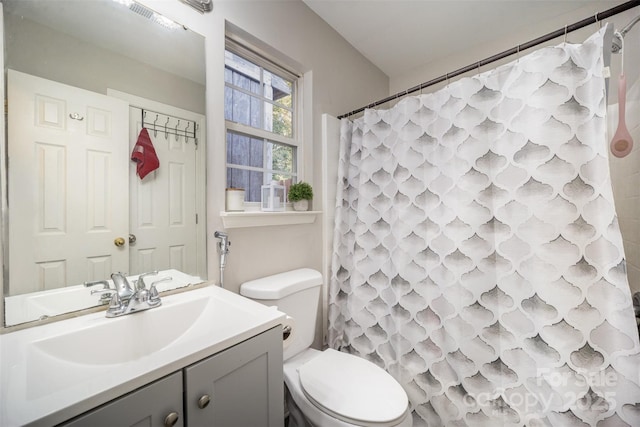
[32, 294, 209, 365]
[2, 284, 285, 427]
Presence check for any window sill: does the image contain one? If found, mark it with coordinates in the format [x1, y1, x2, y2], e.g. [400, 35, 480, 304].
[220, 210, 321, 229]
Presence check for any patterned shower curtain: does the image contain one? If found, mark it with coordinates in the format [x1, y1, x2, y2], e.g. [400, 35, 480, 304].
[329, 27, 640, 426]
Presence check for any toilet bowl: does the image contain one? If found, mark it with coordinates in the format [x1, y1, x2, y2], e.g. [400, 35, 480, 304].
[240, 269, 411, 427]
[284, 348, 411, 427]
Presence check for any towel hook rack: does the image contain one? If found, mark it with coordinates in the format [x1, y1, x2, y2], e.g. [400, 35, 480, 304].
[184, 122, 191, 144]
[141, 108, 197, 141]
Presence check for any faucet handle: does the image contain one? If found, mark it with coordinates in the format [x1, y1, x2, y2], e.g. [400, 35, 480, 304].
[149, 277, 172, 299]
[105, 292, 126, 317]
[84, 280, 111, 290]
[147, 283, 163, 307]
[137, 271, 159, 290]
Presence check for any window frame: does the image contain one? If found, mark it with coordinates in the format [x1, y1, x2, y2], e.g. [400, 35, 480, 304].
[224, 38, 303, 206]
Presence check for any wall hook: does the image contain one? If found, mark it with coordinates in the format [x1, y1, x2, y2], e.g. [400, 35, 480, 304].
[184, 122, 191, 143]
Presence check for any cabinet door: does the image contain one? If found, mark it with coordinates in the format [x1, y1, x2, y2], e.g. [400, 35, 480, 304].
[60, 372, 183, 427]
[184, 326, 283, 427]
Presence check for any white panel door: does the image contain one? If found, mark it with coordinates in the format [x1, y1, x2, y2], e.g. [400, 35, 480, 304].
[8, 70, 129, 295]
[128, 106, 198, 276]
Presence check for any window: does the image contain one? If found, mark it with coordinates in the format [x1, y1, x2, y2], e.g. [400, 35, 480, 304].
[224, 43, 300, 203]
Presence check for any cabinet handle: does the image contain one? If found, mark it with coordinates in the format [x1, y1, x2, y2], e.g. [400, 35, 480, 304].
[164, 411, 179, 426]
[198, 394, 211, 409]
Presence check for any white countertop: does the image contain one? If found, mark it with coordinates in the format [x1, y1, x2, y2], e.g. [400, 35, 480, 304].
[0, 284, 285, 427]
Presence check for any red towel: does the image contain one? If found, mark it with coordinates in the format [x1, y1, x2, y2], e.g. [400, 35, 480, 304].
[131, 128, 159, 179]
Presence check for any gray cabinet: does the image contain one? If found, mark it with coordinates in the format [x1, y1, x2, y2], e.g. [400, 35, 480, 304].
[184, 325, 283, 427]
[59, 326, 283, 427]
[60, 372, 184, 427]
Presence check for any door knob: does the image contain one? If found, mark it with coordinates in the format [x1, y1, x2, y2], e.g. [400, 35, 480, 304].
[114, 237, 126, 247]
[129, 233, 137, 244]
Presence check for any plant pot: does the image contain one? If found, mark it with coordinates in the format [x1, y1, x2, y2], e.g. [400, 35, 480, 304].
[293, 200, 309, 211]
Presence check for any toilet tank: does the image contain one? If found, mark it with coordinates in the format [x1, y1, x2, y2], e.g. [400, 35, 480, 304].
[240, 269, 322, 361]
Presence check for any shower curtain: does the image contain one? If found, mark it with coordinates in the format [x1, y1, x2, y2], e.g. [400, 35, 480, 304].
[329, 27, 640, 427]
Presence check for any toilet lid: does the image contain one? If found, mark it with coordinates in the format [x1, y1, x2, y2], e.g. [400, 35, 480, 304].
[297, 349, 408, 425]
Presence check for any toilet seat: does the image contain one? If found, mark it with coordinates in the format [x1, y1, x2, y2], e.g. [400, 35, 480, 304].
[296, 349, 409, 427]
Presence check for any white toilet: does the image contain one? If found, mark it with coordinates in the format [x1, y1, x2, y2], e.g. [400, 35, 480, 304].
[240, 268, 411, 427]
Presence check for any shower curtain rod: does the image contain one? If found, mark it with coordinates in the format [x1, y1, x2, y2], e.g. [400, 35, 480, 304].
[337, 0, 640, 119]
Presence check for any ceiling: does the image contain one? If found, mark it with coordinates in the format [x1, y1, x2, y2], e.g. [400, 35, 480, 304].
[302, 0, 618, 80]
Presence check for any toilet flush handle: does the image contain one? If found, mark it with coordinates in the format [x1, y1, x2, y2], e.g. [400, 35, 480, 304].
[283, 324, 292, 340]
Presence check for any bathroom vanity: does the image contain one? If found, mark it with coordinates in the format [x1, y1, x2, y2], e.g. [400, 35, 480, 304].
[62, 327, 281, 427]
[0, 285, 285, 427]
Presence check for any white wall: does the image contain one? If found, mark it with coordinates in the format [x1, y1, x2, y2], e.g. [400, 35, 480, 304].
[388, 4, 640, 294]
[389, 2, 628, 94]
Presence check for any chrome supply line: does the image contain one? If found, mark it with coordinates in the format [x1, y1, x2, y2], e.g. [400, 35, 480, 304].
[338, 0, 640, 119]
[214, 231, 230, 288]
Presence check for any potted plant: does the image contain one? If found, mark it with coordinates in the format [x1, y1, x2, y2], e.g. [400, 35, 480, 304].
[288, 181, 313, 211]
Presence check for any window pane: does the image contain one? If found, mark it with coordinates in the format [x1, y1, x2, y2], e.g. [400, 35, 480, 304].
[227, 132, 263, 168]
[268, 103, 293, 138]
[232, 70, 261, 94]
[224, 86, 232, 121]
[225, 87, 262, 128]
[263, 70, 293, 104]
[268, 142, 294, 173]
[227, 168, 263, 202]
[225, 50, 260, 94]
[224, 67, 233, 85]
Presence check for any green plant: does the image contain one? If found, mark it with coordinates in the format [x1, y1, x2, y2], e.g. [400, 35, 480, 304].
[288, 181, 313, 202]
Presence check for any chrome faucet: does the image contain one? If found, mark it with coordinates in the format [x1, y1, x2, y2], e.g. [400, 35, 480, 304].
[104, 271, 168, 318]
[111, 272, 135, 300]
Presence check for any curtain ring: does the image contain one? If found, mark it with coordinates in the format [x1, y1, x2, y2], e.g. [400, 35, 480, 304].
[564, 25, 568, 44]
[594, 13, 601, 29]
[445, 72, 449, 88]
[516, 45, 520, 63]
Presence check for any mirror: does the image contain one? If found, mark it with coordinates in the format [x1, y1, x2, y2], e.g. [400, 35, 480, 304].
[2, 0, 207, 327]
